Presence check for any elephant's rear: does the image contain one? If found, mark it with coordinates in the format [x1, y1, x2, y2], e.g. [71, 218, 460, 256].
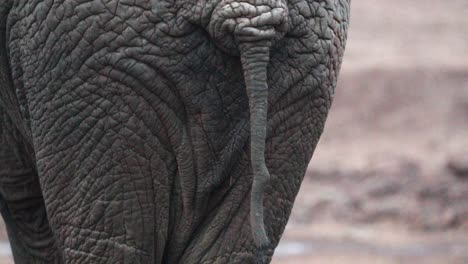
[1, 0, 350, 263]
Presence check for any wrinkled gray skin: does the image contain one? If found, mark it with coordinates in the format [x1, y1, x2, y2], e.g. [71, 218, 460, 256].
[0, 0, 349, 263]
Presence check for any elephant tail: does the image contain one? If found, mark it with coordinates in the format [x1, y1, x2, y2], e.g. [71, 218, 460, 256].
[234, 5, 289, 249]
[203, 0, 289, 249]
[238, 40, 272, 249]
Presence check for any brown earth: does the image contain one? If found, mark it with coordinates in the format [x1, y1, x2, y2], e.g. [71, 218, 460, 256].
[0, 0, 467, 263]
[270, 0, 468, 263]
[269, 68, 468, 264]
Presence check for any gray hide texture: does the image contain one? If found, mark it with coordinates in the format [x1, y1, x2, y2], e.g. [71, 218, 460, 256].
[0, 0, 350, 263]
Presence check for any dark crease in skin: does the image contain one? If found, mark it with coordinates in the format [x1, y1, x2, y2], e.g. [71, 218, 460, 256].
[0, 0, 350, 263]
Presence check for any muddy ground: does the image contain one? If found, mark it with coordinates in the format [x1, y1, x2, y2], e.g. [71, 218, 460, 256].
[1, 0, 467, 263]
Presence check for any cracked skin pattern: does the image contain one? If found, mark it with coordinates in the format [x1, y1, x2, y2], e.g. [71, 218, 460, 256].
[0, 0, 349, 263]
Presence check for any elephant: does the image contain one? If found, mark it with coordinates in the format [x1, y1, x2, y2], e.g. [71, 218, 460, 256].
[0, 0, 350, 263]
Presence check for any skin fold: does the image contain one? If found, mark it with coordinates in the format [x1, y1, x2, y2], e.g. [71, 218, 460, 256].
[0, 0, 350, 263]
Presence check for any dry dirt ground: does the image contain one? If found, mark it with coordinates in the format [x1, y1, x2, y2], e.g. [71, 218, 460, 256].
[0, 0, 467, 263]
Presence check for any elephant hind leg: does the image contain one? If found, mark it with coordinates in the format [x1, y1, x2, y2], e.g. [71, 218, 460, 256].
[0, 5, 61, 263]
[0, 107, 62, 264]
[0, 196, 62, 264]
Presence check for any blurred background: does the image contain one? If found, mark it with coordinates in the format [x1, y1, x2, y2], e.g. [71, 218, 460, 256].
[0, 0, 467, 263]
[272, 0, 468, 263]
